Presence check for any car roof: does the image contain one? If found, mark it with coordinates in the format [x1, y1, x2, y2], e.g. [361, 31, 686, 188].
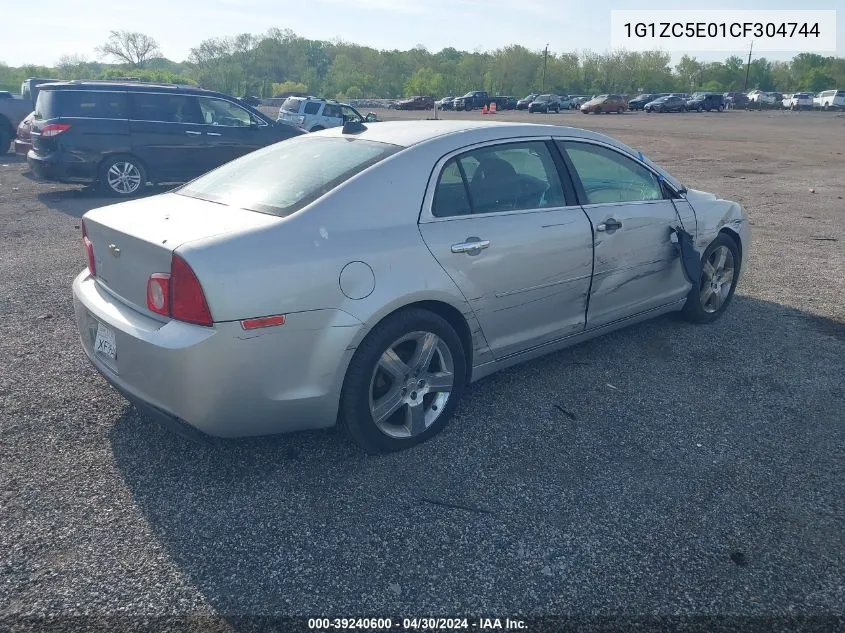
[36, 80, 235, 100]
[318, 120, 617, 149]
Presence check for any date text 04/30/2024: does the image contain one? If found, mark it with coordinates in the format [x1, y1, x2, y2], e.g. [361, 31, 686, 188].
[307, 618, 527, 630]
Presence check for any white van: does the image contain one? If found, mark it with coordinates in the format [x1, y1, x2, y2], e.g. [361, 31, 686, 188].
[813, 90, 845, 110]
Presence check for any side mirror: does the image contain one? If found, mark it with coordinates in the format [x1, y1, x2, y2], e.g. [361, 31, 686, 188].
[365, 113, 378, 123]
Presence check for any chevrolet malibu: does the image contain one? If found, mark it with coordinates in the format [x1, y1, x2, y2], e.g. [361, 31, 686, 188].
[73, 121, 750, 453]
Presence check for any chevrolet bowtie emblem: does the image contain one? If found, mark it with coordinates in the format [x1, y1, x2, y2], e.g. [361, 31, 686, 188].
[108, 244, 120, 258]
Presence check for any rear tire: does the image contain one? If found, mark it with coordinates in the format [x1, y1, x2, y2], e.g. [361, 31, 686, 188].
[339, 308, 467, 454]
[0, 128, 10, 155]
[682, 234, 740, 324]
[99, 155, 147, 198]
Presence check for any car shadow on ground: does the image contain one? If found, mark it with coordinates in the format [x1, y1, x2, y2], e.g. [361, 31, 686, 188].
[35, 184, 175, 218]
[109, 295, 844, 618]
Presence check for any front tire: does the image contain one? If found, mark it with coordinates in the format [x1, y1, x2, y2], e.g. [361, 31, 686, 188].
[99, 155, 146, 198]
[339, 308, 467, 454]
[682, 233, 740, 324]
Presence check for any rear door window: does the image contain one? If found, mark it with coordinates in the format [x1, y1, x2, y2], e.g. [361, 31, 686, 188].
[303, 101, 321, 115]
[323, 104, 342, 119]
[38, 90, 128, 119]
[129, 92, 203, 124]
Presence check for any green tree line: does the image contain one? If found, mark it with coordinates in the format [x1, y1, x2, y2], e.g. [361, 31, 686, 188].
[2, 28, 843, 99]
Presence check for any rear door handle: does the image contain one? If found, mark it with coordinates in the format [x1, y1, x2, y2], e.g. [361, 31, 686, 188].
[451, 238, 490, 254]
[596, 218, 622, 232]
[185, 130, 201, 135]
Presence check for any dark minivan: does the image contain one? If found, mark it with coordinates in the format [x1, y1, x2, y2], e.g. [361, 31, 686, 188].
[27, 81, 304, 197]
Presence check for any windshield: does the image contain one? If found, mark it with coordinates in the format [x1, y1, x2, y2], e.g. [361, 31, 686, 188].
[691, 93, 706, 99]
[280, 98, 303, 113]
[177, 136, 401, 217]
[634, 94, 651, 100]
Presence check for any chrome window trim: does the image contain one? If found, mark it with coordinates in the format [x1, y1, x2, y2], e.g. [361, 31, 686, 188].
[420, 136, 582, 224]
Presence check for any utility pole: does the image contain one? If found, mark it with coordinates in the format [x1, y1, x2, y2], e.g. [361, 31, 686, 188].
[542, 44, 549, 91]
[743, 41, 753, 91]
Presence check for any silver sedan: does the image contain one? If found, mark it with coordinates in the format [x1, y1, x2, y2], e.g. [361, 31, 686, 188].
[72, 121, 750, 453]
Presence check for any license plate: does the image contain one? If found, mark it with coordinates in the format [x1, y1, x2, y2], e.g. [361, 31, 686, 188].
[94, 322, 117, 360]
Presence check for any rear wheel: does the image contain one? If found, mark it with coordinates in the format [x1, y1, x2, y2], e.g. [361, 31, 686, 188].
[340, 308, 467, 454]
[0, 128, 10, 155]
[682, 234, 740, 324]
[697, 105, 704, 112]
[99, 155, 146, 198]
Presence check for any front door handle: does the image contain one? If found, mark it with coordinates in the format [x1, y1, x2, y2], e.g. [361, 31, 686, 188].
[206, 132, 222, 137]
[451, 238, 490, 254]
[596, 218, 622, 232]
[185, 130, 201, 135]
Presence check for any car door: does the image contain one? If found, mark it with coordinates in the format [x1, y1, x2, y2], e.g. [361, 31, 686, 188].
[128, 91, 206, 182]
[556, 139, 695, 329]
[418, 139, 594, 360]
[321, 103, 343, 128]
[197, 96, 266, 167]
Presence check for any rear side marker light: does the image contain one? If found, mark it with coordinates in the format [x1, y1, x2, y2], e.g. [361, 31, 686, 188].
[41, 123, 72, 137]
[241, 315, 286, 330]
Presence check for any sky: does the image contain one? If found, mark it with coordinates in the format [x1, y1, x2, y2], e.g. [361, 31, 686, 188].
[1, 0, 842, 67]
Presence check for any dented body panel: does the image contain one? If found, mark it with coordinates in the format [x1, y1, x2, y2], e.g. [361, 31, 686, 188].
[683, 188, 751, 281]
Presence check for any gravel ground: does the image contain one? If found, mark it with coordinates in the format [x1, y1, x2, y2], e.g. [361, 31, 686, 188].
[1, 110, 844, 631]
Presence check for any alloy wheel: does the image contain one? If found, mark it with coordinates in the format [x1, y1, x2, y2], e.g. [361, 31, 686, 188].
[699, 245, 735, 313]
[106, 162, 142, 194]
[368, 331, 455, 439]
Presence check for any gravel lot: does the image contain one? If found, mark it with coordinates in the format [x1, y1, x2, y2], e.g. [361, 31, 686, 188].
[1, 109, 844, 630]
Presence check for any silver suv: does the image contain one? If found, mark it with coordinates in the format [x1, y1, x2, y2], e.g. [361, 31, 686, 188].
[277, 97, 376, 132]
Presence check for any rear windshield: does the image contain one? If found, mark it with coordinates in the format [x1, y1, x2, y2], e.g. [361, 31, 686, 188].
[176, 136, 401, 217]
[35, 89, 128, 120]
[281, 98, 303, 113]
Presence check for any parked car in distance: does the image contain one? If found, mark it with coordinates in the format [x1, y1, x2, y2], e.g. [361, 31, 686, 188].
[580, 94, 628, 114]
[569, 96, 591, 110]
[71, 120, 749, 453]
[747, 90, 778, 108]
[556, 95, 575, 110]
[0, 94, 34, 154]
[437, 96, 455, 110]
[238, 95, 262, 107]
[527, 94, 561, 113]
[644, 95, 687, 113]
[278, 96, 376, 132]
[723, 92, 750, 109]
[516, 94, 538, 110]
[686, 92, 726, 112]
[27, 81, 305, 196]
[14, 111, 34, 155]
[628, 93, 661, 110]
[394, 95, 435, 110]
[784, 92, 814, 110]
[491, 96, 518, 110]
[814, 89, 845, 110]
[20, 77, 60, 108]
[455, 91, 491, 111]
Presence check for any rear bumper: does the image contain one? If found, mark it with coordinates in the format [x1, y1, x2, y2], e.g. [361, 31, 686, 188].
[14, 139, 32, 156]
[27, 150, 98, 184]
[72, 270, 363, 438]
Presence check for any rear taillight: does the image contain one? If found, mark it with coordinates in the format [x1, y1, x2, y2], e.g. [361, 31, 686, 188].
[146, 255, 212, 326]
[81, 220, 96, 276]
[41, 123, 71, 137]
[170, 255, 213, 326]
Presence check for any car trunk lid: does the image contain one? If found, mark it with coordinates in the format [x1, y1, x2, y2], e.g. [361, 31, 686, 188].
[83, 193, 279, 318]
